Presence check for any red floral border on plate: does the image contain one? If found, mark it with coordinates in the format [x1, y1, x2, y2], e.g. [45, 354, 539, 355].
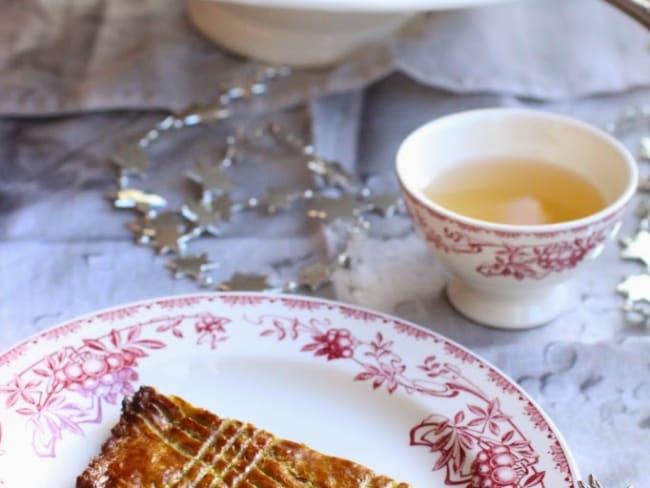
[0, 295, 574, 487]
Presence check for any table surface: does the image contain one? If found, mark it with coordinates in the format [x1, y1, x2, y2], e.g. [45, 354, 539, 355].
[1, 1, 649, 487]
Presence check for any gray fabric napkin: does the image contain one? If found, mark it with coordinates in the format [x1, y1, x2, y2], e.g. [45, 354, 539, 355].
[1, 0, 648, 116]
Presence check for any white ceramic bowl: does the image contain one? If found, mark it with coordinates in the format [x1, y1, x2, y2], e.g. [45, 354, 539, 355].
[185, 0, 518, 67]
[396, 108, 638, 330]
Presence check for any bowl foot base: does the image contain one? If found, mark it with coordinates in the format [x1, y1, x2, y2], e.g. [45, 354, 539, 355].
[446, 277, 571, 330]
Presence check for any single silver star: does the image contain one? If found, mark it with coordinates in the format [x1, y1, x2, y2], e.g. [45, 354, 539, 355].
[217, 273, 271, 291]
[298, 263, 332, 291]
[188, 158, 232, 196]
[108, 188, 167, 213]
[260, 187, 298, 214]
[182, 200, 224, 236]
[152, 225, 191, 255]
[167, 254, 218, 287]
[364, 193, 403, 218]
[307, 194, 359, 224]
[617, 273, 650, 303]
[212, 193, 234, 221]
[113, 142, 150, 177]
[620, 229, 650, 267]
[126, 211, 184, 245]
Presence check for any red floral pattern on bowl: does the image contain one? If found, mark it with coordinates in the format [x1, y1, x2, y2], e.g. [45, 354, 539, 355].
[395, 108, 637, 328]
[403, 190, 623, 281]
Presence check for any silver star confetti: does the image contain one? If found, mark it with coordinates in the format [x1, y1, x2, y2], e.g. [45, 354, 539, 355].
[113, 142, 150, 179]
[188, 158, 232, 197]
[217, 273, 272, 291]
[307, 194, 360, 224]
[620, 229, 650, 267]
[617, 273, 650, 303]
[182, 200, 225, 236]
[108, 188, 167, 213]
[167, 254, 218, 286]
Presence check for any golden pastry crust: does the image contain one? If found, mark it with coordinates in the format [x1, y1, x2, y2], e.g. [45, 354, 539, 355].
[76, 386, 411, 488]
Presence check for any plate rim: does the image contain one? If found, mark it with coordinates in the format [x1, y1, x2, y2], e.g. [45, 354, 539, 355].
[0, 291, 581, 484]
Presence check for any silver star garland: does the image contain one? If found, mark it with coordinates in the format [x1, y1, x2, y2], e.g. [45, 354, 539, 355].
[138, 65, 291, 148]
[105, 65, 406, 295]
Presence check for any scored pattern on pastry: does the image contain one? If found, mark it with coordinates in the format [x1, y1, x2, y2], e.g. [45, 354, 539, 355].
[76, 386, 409, 488]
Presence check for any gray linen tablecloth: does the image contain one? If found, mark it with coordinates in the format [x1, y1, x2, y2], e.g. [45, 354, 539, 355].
[0, 0, 649, 486]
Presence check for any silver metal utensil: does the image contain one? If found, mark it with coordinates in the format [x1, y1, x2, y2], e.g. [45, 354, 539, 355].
[579, 474, 633, 488]
[603, 0, 650, 28]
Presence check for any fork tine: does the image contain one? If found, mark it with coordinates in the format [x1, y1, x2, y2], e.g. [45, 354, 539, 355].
[590, 475, 603, 488]
[592, 475, 605, 488]
[578, 474, 635, 488]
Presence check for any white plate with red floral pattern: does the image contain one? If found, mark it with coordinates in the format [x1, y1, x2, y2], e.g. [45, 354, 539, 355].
[0, 293, 578, 487]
